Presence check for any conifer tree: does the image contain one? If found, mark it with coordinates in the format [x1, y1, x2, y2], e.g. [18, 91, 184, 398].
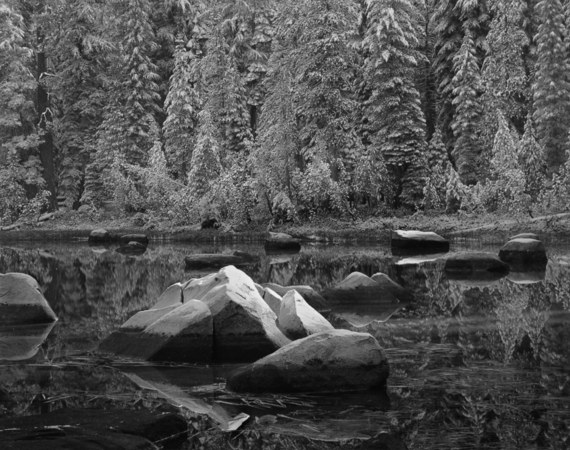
[451, 31, 482, 185]
[187, 109, 222, 198]
[518, 117, 546, 199]
[532, 0, 570, 173]
[362, 0, 427, 208]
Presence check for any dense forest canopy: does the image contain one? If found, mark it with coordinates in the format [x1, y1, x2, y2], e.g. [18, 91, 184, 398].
[1, 0, 570, 227]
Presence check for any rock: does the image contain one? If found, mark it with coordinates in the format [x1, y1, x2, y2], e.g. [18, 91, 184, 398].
[201, 218, 220, 229]
[262, 287, 282, 315]
[254, 283, 265, 297]
[265, 233, 301, 254]
[189, 266, 290, 361]
[184, 252, 259, 270]
[227, 330, 389, 393]
[510, 232, 540, 241]
[444, 252, 509, 276]
[37, 212, 54, 222]
[119, 234, 149, 245]
[277, 290, 333, 339]
[391, 230, 450, 255]
[499, 238, 547, 268]
[99, 300, 213, 362]
[0, 273, 57, 326]
[262, 283, 328, 311]
[154, 282, 184, 309]
[0, 322, 56, 361]
[116, 241, 147, 256]
[321, 272, 405, 326]
[0, 408, 187, 450]
[370, 272, 413, 301]
[506, 270, 546, 285]
[88, 228, 113, 244]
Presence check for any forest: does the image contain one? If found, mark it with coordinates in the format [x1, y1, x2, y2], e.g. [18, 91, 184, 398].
[1, 0, 570, 228]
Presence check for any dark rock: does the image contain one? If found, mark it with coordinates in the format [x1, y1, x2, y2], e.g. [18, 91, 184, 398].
[0, 408, 187, 450]
[119, 234, 149, 246]
[509, 232, 540, 241]
[321, 272, 405, 326]
[201, 218, 220, 229]
[227, 330, 389, 393]
[0, 273, 57, 325]
[499, 238, 547, 268]
[184, 251, 259, 270]
[506, 270, 546, 284]
[264, 232, 301, 254]
[444, 252, 509, 276]
[116, 241, 147, 256]
[88, 228, 114, 244]
[391, 230, 450, 255]
[262, 283, 328, 311]
[0, 322, 56, 361]
[277, 290, 333, 340]
[99, 300, 213, 363]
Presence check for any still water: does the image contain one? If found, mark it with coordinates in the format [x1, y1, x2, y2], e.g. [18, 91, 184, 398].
[0, 236, 569, 449]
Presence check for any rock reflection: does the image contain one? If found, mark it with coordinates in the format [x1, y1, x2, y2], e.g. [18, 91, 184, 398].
[0, 322, 55, 361]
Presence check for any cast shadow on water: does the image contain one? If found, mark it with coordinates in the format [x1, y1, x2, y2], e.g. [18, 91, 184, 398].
[0, 238, 569, 448]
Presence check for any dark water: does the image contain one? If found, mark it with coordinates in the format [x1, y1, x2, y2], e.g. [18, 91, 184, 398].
[0, 236, 569, 449]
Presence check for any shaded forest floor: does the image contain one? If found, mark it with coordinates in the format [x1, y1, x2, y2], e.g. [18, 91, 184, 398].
[3, 209, 570, 241]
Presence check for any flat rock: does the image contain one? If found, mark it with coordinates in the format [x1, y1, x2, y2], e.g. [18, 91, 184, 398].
[262, 283, 328, 311]
[184, 252, 259, 270]
[227, 330, 389, 393]
[391, 230, 450, 255]
[444, 252, 509, 276]
[509, 233, 540, 241]
[265, 233, 301, 254]
[99, 300, 213, 362]
[119, 234, 149, 245]
[499, 238, 547, 267]
[0, 273, 57, 325]
[278, 290, 333, 339]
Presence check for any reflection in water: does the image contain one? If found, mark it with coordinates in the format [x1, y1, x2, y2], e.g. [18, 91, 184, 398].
[0, 239, 569, 448]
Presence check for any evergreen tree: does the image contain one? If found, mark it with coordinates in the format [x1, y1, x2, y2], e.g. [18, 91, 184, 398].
[451, 31, 482, 185]
[362, 0, 427, 208]
[518, 116, 546, 199]
[187, 109, 222, 198]
[532, 0, 570, 174]
[423, 128, 450, 210]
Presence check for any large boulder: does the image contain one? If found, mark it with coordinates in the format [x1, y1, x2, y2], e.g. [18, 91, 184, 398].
[444, 252, 509, 278]
[227, 330, 389, 393]
[262, 287, 282, 315]
[321, 272, 405, 326]
[99, 300, 213, 362]
[499, 238, 547, 268]
[277, 290, 333, 339]
[262, 283, 328, 311]
[0, 273, 57, 325]
[264, 232, 301, 254]
[391, 230, 450, 255]
[184, 252, 259, 270]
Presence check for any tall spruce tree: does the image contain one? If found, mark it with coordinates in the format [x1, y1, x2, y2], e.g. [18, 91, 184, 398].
[362, 0, 427, 208]
[532, 0, 570, 174]
[451, 31, 483, 184]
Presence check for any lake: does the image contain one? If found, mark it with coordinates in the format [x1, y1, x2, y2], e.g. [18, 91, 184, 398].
[0, 234, 569, 449]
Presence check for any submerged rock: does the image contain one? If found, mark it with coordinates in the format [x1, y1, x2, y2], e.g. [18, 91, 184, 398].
[184, 251, 259, 270]
[391, 230, 450, 255]
[119, 233, 149, 245]
[227, 330, 389, 393]
[264, 232, 301, 254]
[262, 283, 328, 311]
[444, 252, 509, 276]
[277, 290, 333, 339]
[322, 272, 406, 326]
[0, 273, 57, 325]
[499, 238, 547, 268]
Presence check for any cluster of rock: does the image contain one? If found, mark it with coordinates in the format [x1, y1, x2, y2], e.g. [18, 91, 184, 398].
[99, 265, 391, 393]
[88, 228, 149, 255]
[391, 229, 548, 284]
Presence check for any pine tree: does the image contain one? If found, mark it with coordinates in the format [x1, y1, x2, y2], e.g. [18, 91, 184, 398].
[480, 0, 529, 150]
[423, 128, 449, 210]
[532, 0, 570, 174]
[187, 109, 222, 198]
[451, 31, 482, 185]
[362, 0, 427, 208]
[518, 116, 546, 199]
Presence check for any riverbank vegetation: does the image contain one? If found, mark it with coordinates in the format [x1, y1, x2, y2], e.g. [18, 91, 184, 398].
[2, 0, 570, 229]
